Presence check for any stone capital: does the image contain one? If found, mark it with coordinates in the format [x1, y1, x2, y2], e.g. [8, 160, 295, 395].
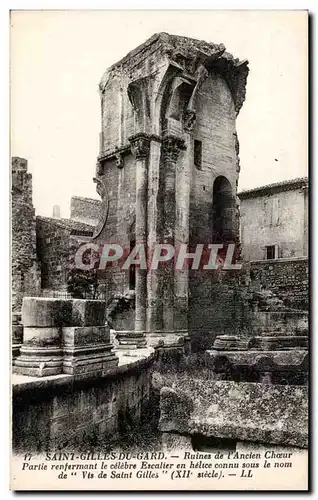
[183, 110, 196, 132]
[129, 133, 151, 161]
[162, 135, 186, 163]
[115, 152, 124, 169]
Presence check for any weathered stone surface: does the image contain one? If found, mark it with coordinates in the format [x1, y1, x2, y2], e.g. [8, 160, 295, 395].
[253, 310, 308, 336]
[159, 387, 194, 434]
[254, 335, 308, 350]
[159, 376, 308, 448]
[70, 196, 102, 226]
[212, 334, 308, 352]
[206, 349, 308, 372]
[22, 298, 72, 327]
[116, 330, 147, 349]
[36, 216, 94, 292]
[62, 325, 110, 347]
[248, 258, 308, 311]
[62, 324, 117, 376]
[12, 347, 155, 452]
[11, 157, 41, 312]
[15, 298, 112, 377]
[213, 335, 255, 350]
[71, 299, 106, 327]
[13, 346, 64, 377]
[147, 331, 190, 348]
[62, 344, 118, 375]
[22, 298, 106, 327]
[23, 327, 62, 347]
[12, 325, 23, 345]
[161, 432, 192, 452]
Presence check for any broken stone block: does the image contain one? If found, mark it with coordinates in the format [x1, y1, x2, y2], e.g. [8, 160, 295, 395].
[159, 387, 194, 434]
[158, 376, 308, 448]
[116, 330, 147, 349]
[161, 432, 193, 452]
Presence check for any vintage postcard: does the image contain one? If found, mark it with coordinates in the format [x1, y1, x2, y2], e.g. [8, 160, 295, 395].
[10, 9, 308, 491]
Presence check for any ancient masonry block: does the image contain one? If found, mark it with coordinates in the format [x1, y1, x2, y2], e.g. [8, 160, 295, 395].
[206, 331, 308, 385]
[63, 325, 118, 375]
[13, 297, 118, 377]
[12, 312, 23, 359]
[158, 376, 308, 449]
[115, 330, 147, 350]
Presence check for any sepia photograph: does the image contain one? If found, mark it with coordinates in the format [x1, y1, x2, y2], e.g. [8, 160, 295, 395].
[9, 9, 309, 491]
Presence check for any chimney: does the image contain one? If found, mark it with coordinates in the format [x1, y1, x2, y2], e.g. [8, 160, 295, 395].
[52, 205, 61, 218]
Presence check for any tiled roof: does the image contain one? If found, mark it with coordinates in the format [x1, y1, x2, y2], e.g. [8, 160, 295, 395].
[238, 177, 308, 199]
[71, 196, 102, 205]
[36, 216, 94, 235]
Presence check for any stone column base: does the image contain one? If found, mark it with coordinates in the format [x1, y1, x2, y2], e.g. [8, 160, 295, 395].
[147, 330, 190, 348]
[62, 325, 118, 375]
[115, 330, 147, 349]
[12, 344, 22, 359]
[63, 343, 118, 375]
[13, 346, 63, 377]
[12, 317, 23, 360]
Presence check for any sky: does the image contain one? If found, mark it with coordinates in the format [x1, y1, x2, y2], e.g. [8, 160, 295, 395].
[10, 10, 307, 218]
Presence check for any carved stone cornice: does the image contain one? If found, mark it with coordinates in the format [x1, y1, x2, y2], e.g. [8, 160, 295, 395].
[128, 133, 151, 161]
[115, 153, 124, 169]
[162, 135, 186, 163]
[183, 110, 196, 132]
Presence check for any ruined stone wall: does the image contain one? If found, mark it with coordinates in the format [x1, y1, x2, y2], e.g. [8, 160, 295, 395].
[187, 73, 242, 347]
[240, 188, 308, 261]
[95, 154, 136, 299]
[36, 217, 93, 292]
[13, 354, 154, 452]
[36, 218, 71, 291]
[11, 157, 40, 311]
[70, 196, 102, 227]
[189, 72, 237, 245]
[188, 270, 252, 352]
[249, 258, 308, 310]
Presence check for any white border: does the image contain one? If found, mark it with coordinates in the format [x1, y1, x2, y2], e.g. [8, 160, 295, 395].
[1, 2, 316, 498]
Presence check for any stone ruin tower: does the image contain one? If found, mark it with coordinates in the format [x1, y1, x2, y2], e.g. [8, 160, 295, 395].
[93, 33, 249, 348]
[11, 157, 40, 313]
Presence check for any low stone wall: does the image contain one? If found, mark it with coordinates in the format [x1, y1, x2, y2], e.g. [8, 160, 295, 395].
[249, 258, 308, 310]
[12, 348, 155, 453]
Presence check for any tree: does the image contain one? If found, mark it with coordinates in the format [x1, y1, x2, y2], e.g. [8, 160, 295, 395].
[67, 268, 99, 299]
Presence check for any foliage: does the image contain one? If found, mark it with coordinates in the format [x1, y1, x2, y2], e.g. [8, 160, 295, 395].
[67, 267, 99, 299]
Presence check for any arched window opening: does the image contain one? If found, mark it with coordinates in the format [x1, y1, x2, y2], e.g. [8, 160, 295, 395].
[212, 176, 235, 244]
